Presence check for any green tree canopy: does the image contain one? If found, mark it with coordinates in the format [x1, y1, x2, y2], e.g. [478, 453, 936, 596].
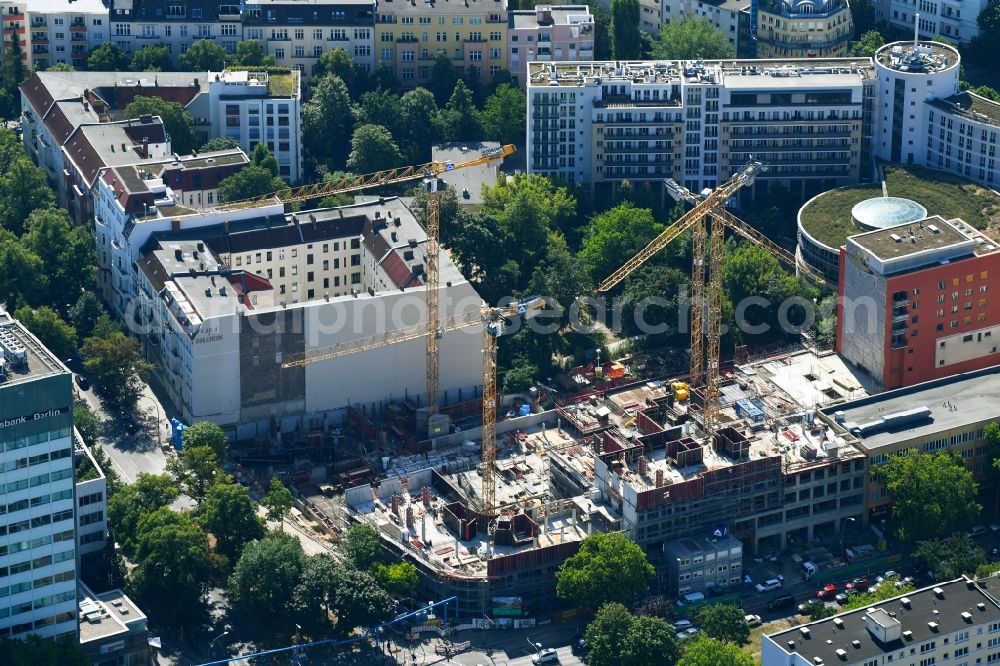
[372, 561, 418, 597]
[851, 0, 878, 34]
[230, 532, 307, 633]
[69, 291, 104, 341]
[46, 62, 75, 72]
[107, 473, 180, 555]
[73, 402, 103, 447]
[620, 615, 679, 666]
[291, 552, 340, 637]
[914, 533, 987, 580]
[696, 603, 751, 645]
[342, 523, 381, 570]
[123, 96, 197, 155]
[839, 576, 915, 612]
[303, 74, 356, 170]
[428, 54, 461, 106]
[198, 479, 264, 561]
[556, 532, 654, 610]
[527, 233, 593, 311]
[130, 508, 214, 627]
[313, 48, 369, 97]
[251, 142, 280, 176]
[979, 0, 1000, 45]
[849, 30, 886, 57]
[261, 477, 295, 526]
[481, 173, 578, 241]
[0, 234, 45, 309]
[129, 44, 171, 72]
[985, 422, 1000, 513]
[347, 123, 404, 173]
[480, 83, 526, 146]
[579, 204, 664, 282]
[13, 306, 76, 360]
[219, 165, 286, 203]
[0, 157, 55, 235]
[232, 39, 275, 67]
[87, 42, 128, 71]
[619, 265, 689, 337]
[435, 79, 481, 142]
[651, 15, 736, 59]
[676, 636, 755, 666]
[23, 207, 95, 301]
[180, 39, 228, 71]
[398, 87, 441, 162]
[503, 362, 539, 393]
[0, 635, 90, 666]
[200, 136, 242, 152]
[81, 324, 152, 408]
[585, 603, 635, 666]
[611, 0, 643, 59]
[326, 567, 393, 635]
[881, 450, 980, 541]
[182, 421, 228, 459]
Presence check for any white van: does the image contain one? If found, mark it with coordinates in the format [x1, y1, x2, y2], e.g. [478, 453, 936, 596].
[801, 561, 818, 580]
[676, 592, 705, 606]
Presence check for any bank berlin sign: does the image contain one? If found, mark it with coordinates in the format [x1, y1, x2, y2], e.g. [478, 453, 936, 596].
[0, 407, 69, 430]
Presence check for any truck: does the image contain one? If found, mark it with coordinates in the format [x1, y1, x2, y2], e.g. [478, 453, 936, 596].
[801, 561, 818, 580]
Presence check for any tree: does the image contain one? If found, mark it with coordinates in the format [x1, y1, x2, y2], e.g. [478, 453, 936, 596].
[23, 207, 95, 301]
[398, 87, 441, 162]
[579, 204, 664, 282]
[251, 142, 280, 177]
[372, 561, 418, 597]
[291, 553, 341, 637]
[556, 532, 654, 610]
[130, 44, 170, 72]
[303, 74, 355, 170]
[428, 54, 460, 106]
[164, 444, 216, 499]
[342, 523, 381, 570]
[839, 577, 915, 612]
[0, 157, 55, 235]
[261, 477, 295, 527]
[182, 420, 228, 462]
[849, 30, 886, 57]
[107, 473, 180, 555]
[69, 291, 104, 341]
[480, 83, 526, 146]
[851, 0, 878, 34]
[676, 636, 755, 666]
[611, 0, 643, 59]
[800, 599, 836, 620]
[347, 124, 404, 174]
[585, 603, 635, 666]
[0, 635, 90, 666]
[130, 508, 214, 627]
[73, 402, 103, 447]
[87, 42, 128, 71]
[318, 170, 358, 208]
[970, 85, 1000, 102]
[123, 96, 197, 155]
[200, 137, 242, 152]
[435, 80, 481, 142]
[503, 361, 538, 393]
[230, 532, 307, 633]
[198, 479, 264, 561]
[527, 234, 593, 312]
[696, 603, 750, 646]
[985, 422, 1000, 513]
[218, 165, 286, 202]
[313, 48, 369, 97]
[481, 174, 578, 243]
[881, 450, 980, 541]
[979, 0, 1000, 47]
[81, 323, 152, 408]
[356, 89, 403, 138]
[13, 306, 76, 359]
[620, 615, 679, 666]
[327, 567, 393, 635]
[651, 16, 735, 60]
[0, 234, 45, 309]
[914, 534, 987, 580]
[180, 39, 228, 71]
[232, 39, 275, 67]
[46, 62, 75, 72]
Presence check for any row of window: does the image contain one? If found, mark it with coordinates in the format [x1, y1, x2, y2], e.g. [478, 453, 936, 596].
[1, 427, 73, 454]
[0, 547, 75, 578]
[0, 468, 73, 497]
[1, 446, 72, 474]
[0, 570, 75, 600]
[0, 488, 74, 518]
[0, 528, 73, 558]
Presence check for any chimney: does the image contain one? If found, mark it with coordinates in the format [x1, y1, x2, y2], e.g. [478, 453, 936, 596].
[171, 219, 181, 233]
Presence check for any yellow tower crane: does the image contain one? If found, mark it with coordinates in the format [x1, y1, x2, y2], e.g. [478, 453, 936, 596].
[243, 144, 515, 418]
[598, 161, 769, 438]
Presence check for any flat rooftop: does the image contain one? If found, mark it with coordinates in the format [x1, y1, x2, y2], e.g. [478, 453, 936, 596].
[847, 215, 975, 262]
[875, 41, 959, 74]
[432, 142, 503, 205]
[511, 6, 594, 29]
[78, 584, 147, 644]
[0, 311, 69, 387]
[929, 90, 1000, 127]
[29, 0, 108, 13]
[823, 364, 1000, 450]
[377, 0, 508, 15]
[765, 578, 1000, 666]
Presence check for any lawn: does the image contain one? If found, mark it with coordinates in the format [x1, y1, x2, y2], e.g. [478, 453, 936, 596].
[268, 72, 297, 97]
[798, 166, 1000, 249]
[744, 616, 804, 662]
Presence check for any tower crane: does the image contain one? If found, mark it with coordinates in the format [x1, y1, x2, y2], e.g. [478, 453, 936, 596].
[597, 161, 765, 438]
[281, 296, 544, 518]
[240, 144, 515, 418]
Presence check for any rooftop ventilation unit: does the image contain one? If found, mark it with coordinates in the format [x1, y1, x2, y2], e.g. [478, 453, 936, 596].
[800, 627, 811, 638]
[928, 622, 939, 631]
[962, 611, 973, 622]
[851, 640, 861, 648]
[890, 233, 903, 243]
[901, 597, 911, 608]
[833, 618, 845, 629]
[933, 587, 945, 598]
[928, 224, 941, 233]
[903, 630, 913, 640]
[979, 603, 988, 611]
[835, 649, 847, 660]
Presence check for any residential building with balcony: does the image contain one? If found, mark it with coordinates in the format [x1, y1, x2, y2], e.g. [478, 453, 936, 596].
[508, 5, 593, 88]
[108, 0, 241, 67]
[375, 0, 509, 88]
[0, 310, 78, 641]
[1, 0, 108, 71]
[755, 0, 853, 59]
[657, 0, 751, 56]
[526, 57, 875, 199]
[242, 0, 376, 81]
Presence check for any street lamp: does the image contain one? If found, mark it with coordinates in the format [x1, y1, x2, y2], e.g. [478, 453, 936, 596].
[136, 394, 163, 449]
[841, 517, 856, 558]
[526, 638, 542, 654]
[208, 630, 230, 657]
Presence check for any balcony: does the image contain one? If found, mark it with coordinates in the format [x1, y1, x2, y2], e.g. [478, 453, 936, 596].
[2, 13, 24, 21]
[3, 25, 24, 35]
[396, 35, 417, 43]
[70, 23, 86, 32]
[71, 33, 87, 41]
[32, 46, 49, 54]
[32, 37, 48, 45]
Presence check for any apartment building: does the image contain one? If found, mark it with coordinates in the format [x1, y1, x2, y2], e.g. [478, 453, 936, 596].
[242, 0, 375, 81]
[1, 0, 108, 71]
[885, 0, 986, 42]
[20, 68, 303, 185]
[108, 0, 241, 65]
[755, 0, 853, 59]
[0, 311, 78, 641]
[526, 58, 875, 198]
[762, 577, 1000, 666]
[132, 197, 484, 431]
[507, 5, 594, 88]
[663, 533, 743, 596]
[375, 0, 508, 88]
[836, 216, 1000, 389]
[823, 363, 1000, 524]
[657, 0, 750, 56]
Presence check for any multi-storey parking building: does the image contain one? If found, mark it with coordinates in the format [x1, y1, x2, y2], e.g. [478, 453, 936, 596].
[526, 57, 875, 199]
[1, 0, 108, 71]
[374, 0, 508, 88]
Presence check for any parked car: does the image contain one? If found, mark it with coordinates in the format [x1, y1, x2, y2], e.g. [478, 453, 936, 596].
[672, 620, 693, 631]
[817, 584, 838, 599]
[834, 593, 849, 605]
[846, 577, 869, 591]
[532, 648, 559, 664]
[895, 576, 915, 589]
[74, 374, 90, 390]
[745, 614, 762, 627]
[767, 594, 796, 611]
[756, 578, 783, 593]
[676, 628, 700, 641]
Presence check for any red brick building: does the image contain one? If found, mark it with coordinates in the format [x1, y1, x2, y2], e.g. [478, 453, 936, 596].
[836, 216, 1000, 389]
